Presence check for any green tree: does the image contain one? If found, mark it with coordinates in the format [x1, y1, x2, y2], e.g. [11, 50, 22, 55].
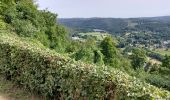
[65, 41, 81, 53]
[1, 0, 68, 51]
[162, 55, 170, 68]
[131, 48, 147, 70]
[73, 39, 96, 63]
[93, 50, 104, 65]
[100, 37, 119, 67]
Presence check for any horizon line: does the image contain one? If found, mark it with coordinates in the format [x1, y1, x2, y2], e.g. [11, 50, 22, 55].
[58, 15, 170, 19]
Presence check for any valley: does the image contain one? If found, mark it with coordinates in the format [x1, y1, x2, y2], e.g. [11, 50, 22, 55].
[0, 0, 170, 99]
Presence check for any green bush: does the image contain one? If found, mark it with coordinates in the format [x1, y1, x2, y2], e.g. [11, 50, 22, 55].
[162, 55, 170, 69]
[0, 33, 170, 99]
[0, 20, 6, 30]
[12, 19, 38, 37]
[0, 16, 6, 30]
[146, 74, 170, 91]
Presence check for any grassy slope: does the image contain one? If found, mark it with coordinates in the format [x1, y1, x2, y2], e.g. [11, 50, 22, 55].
[154, 49, 170, 56]
[0, 75, 45, 100]
[0, 32, 170, 99]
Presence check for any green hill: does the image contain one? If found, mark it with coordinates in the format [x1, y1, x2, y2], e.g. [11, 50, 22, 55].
[58, 17, 170, 37]
[1, 0, 170, 99]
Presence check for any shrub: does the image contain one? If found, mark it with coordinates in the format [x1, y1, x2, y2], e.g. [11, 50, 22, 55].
[146, 74, 170, 91]
[162, 55, 170, 69]
[0, 16, 6, 30]
[12, 19, 38, 37]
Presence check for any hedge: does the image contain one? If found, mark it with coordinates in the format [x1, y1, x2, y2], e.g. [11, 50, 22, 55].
[0, 32, 170, 100]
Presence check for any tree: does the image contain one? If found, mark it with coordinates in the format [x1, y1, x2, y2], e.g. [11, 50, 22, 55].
[74, 47, 94, 63]
[1, 0, 68, 51]
[73, 38, 96, 63]
[162, 55, 170, 69]
[93, 50, 104, 65]
[131, 48, 147, 70]
[100, 37, 119, 67]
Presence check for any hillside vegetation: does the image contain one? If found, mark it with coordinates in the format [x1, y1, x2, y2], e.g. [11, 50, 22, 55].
[58, 17, 170, 36]
[1, 0, 170, 100]
[59, 17, 170, 49]
[0, 32, 170, 99]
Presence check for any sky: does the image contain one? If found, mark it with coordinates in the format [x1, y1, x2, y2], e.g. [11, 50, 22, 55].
[37, 0, 170, 18]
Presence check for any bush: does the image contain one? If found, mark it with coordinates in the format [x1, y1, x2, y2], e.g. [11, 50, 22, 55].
[0, 20, 6, 30]
[0, 33, 170, 99]
[74, 47, 94, 63]
[162, 55, 170, 69]
[12, 19, 38, 37]
[0, 16, 6, 30]
[146, 74, 170, 91]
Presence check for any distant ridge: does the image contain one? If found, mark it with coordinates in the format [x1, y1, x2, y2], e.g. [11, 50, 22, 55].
[58, 16, 170, 34]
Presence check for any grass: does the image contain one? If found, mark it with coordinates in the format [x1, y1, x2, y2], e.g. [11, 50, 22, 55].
[154, 48, 170, 56]
[78, 32, 110, 40]
[0, 75, 43, 100]
[147, 57, 162, 64]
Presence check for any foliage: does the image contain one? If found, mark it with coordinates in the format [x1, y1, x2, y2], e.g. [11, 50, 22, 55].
[131, 48, 147, 70]
[65, 41, 82, 53]
[149, 63, 160, 73]
[100, 37, 120, 67]
[1, 0, 170, 99]
[143, 57, 170, 91]
[59, 17, 170, 37]
[0, 16, 6, 30]
[147, 51, 164, 61]
[74, 47, 94, 63]
[12, 19, 38, 37]
[146, 74, 170, 91]
[0, 33, 170, 99]
[1, 0, 68, 51]
[72, 39, 97, 63]
[93, 50, 104, 65]
[162, 55, 170, 69]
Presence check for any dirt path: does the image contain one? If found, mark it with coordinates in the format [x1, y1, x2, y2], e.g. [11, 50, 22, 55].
[0, 76, 29, 100]
[0, 95, 9, 100]
[0, 76, 43, 100]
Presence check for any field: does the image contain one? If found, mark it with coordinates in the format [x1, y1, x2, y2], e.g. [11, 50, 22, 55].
[154, 48, 170, 56]
[78, 32, 110, 41]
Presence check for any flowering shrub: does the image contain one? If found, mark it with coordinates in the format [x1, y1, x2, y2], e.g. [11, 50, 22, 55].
[0, 33, 170, 99]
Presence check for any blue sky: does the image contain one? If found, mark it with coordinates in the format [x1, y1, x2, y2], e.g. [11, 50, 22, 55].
[37, 0, 170, 18]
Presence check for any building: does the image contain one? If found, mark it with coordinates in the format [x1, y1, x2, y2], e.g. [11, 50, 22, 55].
[93, 29, 106, 33]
